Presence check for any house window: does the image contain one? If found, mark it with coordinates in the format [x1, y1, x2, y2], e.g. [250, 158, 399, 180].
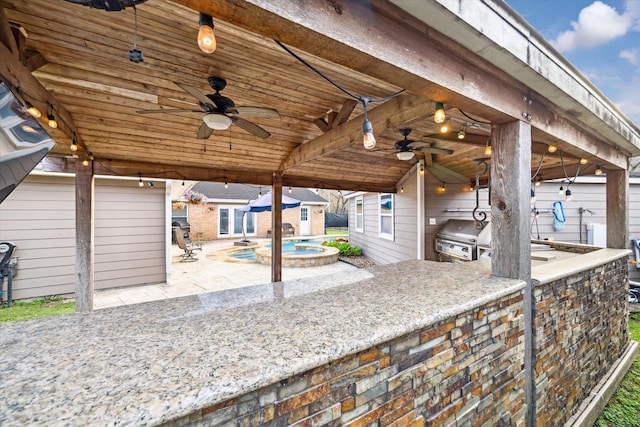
[379, 193, 394, 240]
[219, 207, 257, 237]
[355, 196, 364, 233]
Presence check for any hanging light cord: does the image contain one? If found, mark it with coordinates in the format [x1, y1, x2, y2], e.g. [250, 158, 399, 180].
[559, 151, 581, 184]
[531, 151, 546, 181]
[275, 40, 405, 103]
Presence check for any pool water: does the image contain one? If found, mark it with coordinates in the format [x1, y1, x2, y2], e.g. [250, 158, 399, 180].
[230, 239, 329, 261]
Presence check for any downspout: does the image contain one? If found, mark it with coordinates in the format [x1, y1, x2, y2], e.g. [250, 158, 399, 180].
[165, 180, 173, 286]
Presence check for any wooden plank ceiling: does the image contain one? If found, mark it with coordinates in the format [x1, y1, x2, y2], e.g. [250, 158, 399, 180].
[0, 0, 607, 192]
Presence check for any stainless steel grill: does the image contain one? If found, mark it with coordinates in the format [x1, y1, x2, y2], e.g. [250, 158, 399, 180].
[435, 219, 490, 261]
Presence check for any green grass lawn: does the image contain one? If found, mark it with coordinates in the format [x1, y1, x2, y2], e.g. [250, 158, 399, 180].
[595, 312, 640, 427]
[0, 297, 75, 323]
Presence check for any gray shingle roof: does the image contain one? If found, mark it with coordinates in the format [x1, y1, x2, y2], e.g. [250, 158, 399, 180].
[189, 182, 328, 203]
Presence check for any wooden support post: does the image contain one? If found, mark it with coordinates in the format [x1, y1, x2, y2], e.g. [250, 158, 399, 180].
[606, 168, 628, 249]
[75, 162, 94, 312]
[490, 120, 534, 425]
[272, 173, 283, 283]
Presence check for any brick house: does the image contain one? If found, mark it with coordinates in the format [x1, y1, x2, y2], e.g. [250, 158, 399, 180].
[173, 182, 329, 241]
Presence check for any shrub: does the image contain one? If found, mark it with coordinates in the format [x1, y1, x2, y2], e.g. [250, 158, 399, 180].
[323, 240, 362, 256]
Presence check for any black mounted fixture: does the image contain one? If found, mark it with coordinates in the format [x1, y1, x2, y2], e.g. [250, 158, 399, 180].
[63, 0, 147, 11]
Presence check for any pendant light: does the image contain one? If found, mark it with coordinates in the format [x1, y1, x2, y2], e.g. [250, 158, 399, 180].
[433, 102, 445, 124]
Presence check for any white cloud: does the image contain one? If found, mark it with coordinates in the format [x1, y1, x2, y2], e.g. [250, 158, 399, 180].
[552, 1, 632, 52]
[620, 49, 638, 64]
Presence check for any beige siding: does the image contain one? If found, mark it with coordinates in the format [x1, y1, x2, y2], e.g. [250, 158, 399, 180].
[0, 175, 166, 300]
[348, 171, 418, 264]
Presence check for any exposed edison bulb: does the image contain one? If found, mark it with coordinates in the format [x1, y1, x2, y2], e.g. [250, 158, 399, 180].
[548, 144, 558, 153]
[595, 165, 603, 175]
[362, 119, 376, 149]
[139, 178, 144, 187]
[82, 157, 90, 167]
[579, 157, 588, 165]
[47, 114, 57, 129]
[70, 141, 78, 152]
[25, 102, 41, 118]
[439, 122, 449, 133]
[565, 189, 572, 201]
[484, 143, 492, 156]
[197, 14, 216, 54]
[433, 102, 446, 124]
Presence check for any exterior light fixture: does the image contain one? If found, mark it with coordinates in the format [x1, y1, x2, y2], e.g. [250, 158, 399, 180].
[433, 102, 446, 124]
[548, 144, 558, 153]
[595, 165, 603, 175]
[396, 151, 414, 161]
[361, 97, 376, 149]
[203, 113, 232, 130]
[484, 138, 492, 156]
[198, 13, 216, 53]
[457, 125, 466, 140]
[47, 105, 57, 129]
[70, 133, 78, 152]
[565, 188, 572, 201]
[139, 178, 144, 187]
[25, 101, 41, 118]
[579, 157, 588, 165]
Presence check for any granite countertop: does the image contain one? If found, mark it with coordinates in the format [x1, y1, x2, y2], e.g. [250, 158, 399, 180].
[0, 260, 524, 426]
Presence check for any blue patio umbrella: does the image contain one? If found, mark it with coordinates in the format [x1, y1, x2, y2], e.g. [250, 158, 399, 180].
[238, 192, 301, 212]
[237, 192, 301, 241]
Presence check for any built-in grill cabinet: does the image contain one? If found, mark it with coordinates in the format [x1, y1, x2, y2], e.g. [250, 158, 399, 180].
[435, 219, 490, 261]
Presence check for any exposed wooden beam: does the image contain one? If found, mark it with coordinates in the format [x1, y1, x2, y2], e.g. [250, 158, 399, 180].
[0, 7, 18, 56]
[0, 37, 79, 150]
[280, 95, 432, 171]
[172, 0, 631, 168]
[331, 99, 357, 128]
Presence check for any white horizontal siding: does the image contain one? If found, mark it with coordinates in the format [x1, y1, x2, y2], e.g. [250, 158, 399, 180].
[348, 172, 418, 265]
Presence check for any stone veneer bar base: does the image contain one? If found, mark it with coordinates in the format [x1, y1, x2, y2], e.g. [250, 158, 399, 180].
[0, 250, 633, 426]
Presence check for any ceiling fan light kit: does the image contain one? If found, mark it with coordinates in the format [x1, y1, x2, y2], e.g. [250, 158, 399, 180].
[203, 113, 232, 130]
[396, 151, 415, 161]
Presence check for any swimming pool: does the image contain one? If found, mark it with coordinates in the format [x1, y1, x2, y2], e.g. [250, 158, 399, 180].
[228, 239, 329, 261]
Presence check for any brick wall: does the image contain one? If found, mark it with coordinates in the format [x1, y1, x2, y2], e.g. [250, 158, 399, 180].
[167, 292, 526, 426]
[534, 257, 629, 426]
[188, 204, 326, 240]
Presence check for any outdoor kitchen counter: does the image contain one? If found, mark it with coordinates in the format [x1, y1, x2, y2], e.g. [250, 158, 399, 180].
[0, 260, 524, 426]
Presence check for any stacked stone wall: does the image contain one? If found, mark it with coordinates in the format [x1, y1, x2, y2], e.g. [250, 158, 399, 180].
[168, 292, 525, 426]
[534, 257, 629, 425]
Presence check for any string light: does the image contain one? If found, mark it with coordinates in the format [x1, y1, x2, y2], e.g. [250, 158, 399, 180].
[433, 102, 446, 124]
[400, 185, 404, 193]
[224, 178, 228, 189]
[565, 188, 572, 201]
[439, 183, 446, 193]
[139, 178, 144, 187]
[439, 120, 449, 134]
[24, 101, 41, 118]
[548, 144, 558, 153]
[197, 13, 216, 53]
[47, 104, 57, 129]
[579, 158, 588, 165]
[558, 182, 564, 195]
[484, 138, 492, 156]
[70, 133, 78, 152]
[289, 187, 292, 193]
[361, 97, 376, 149]
[457, 125, 466, 139]
[595, 165, 603, 175]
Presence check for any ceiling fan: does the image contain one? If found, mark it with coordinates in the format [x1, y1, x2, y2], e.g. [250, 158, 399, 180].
[392, 128, 454, 161]
[137, 77, 280, 139]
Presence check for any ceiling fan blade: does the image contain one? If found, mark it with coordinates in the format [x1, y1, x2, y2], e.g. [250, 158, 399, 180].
[136, 108, 202, 114]
[232, 117, 271, 139]
[418, 147, 454, 155]
[175, 82, 215, 108]
[233, 106, 280, 119]
[196, 122, 214, 139]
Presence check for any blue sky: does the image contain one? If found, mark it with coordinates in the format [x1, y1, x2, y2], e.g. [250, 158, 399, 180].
[505, 0, 640, 126]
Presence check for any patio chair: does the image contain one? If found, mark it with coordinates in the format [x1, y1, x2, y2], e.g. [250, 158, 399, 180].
[267, 223, 296, 238]
[175, 229, 202, 262]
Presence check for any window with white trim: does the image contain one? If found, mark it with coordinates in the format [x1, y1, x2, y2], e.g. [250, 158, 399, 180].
[378, 193, 394, 240]
[355, 196, 364, 233]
